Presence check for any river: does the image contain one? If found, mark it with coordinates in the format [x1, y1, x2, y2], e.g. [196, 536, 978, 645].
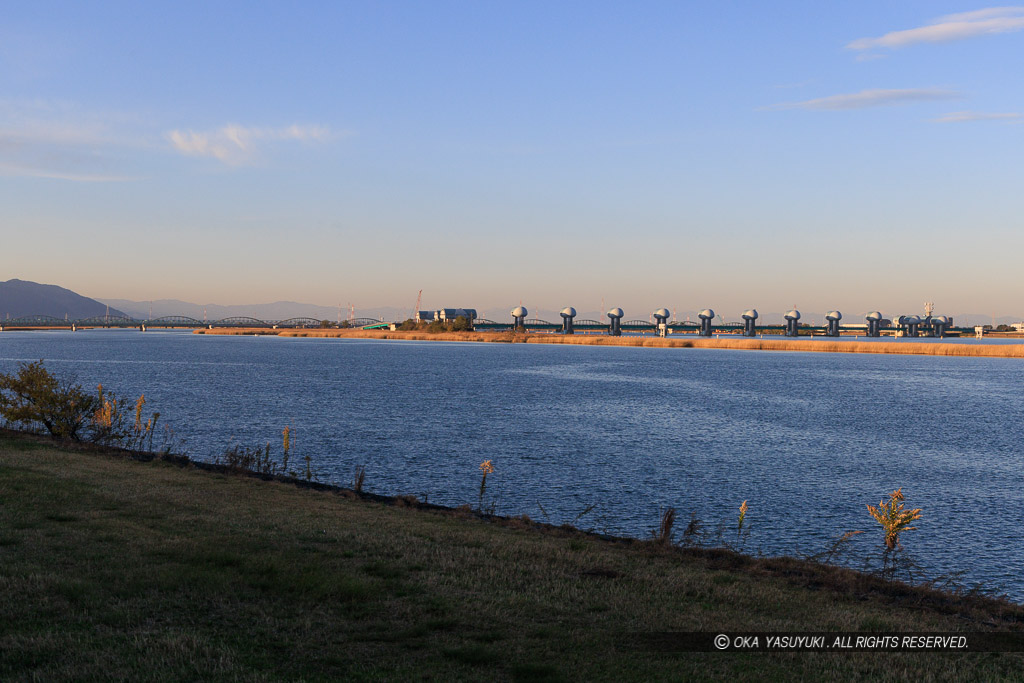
[2, 328, 1022, 600]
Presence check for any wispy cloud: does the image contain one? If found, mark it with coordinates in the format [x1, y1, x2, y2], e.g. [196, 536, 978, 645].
[765, 88, 961, 111]
[0, 162, 135, 182]
[0, 99, 143, 181]
[167, 124, 337, 165]
[849, 6, 1024, 50]
[932, 110, 1022, 123]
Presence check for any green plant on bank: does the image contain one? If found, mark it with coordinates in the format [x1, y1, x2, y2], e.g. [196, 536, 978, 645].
[216, 442, 279, 474]
[810, 530, 865, 566]
[655, 507, 676, 545]
[0, 360, 173, 450]
[867, 487, 923, 580]
[867, 487, 922, 550]
[216, 426, 317, 481]
[734, 499, 753, 550]
[0, 361, 98, 441]
[282, 426, 291, 473]
[352, 464, 366, 492]
[92, 385, 165, 452]
[478, 459, 494, 512]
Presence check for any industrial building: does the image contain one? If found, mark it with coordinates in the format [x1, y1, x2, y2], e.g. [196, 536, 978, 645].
[416, 308, 477, 323]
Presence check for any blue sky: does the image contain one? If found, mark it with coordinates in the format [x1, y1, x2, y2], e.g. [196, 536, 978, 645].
[2, 2, 1023, 318]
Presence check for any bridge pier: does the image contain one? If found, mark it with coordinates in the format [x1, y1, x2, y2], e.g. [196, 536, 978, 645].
[784, 309, 801, 337]
[825, 310, 842, 337]
[653, 308, 670, 337]
[560, 307, 576, 334]
[511, 306, 528, 330]
[742, 309, 758, 337]
[899, 315, 920, 337]
[607, 308, 623, 336]
[698, 309, 715, 337]
[866, 311, 883, 337]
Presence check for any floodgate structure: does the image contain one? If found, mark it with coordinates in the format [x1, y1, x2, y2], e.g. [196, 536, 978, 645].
[477, 306, 958, 338]
[0, 306, 965, 338]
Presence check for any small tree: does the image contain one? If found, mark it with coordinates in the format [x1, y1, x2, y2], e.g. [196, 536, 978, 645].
[867, 487, 922, 551]
[451, 315, 472, 332]
[0, 360, 98, 441]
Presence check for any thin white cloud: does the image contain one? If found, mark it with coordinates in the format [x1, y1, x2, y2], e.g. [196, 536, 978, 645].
[932, 110, 1022, 122]
[938, 7, 1024, 23]
[167, 124, 336, 165]
[0, 162, 135, 182]
[0, 100, 144, 182]
[765, 88, 961, 111]
[849, 6, 1024, 50]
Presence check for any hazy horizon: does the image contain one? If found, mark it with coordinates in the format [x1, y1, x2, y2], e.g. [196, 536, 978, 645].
[3, 3, 1023, 314]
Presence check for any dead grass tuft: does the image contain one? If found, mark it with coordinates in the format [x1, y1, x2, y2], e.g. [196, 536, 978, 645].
[194, 328, 1024, 359]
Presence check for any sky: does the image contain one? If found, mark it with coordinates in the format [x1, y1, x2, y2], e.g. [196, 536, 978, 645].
[2, 2, 1023, 320]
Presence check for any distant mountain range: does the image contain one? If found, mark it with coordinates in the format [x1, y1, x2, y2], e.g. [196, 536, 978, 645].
[98, 298, 408, 323]
[2, 279, 1020, 327]
[1, 279, 126, 320]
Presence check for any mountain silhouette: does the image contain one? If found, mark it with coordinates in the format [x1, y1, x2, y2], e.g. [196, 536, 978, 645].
[0, 279, 127, 320]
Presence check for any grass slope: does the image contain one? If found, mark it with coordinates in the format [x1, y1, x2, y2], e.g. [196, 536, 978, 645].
[2, 434, 1023, 681]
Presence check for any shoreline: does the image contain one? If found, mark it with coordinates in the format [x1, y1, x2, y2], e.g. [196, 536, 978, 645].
[3, 428, 1024, 679]
[194, 327, 1024, 358]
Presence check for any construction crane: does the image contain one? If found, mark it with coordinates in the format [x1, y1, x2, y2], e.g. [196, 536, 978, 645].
[412, 289, 422, 321]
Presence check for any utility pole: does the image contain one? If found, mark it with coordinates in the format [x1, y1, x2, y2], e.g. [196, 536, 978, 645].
[412, 289, 422, 320]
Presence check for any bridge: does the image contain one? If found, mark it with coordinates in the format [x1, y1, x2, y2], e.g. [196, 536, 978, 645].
[0, 315, 341, 330]
[1, 313, 973, 337]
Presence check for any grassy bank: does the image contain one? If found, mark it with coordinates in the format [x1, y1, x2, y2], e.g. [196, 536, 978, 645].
[2, 433, 1023, 680]
[195, 327, 1024, 359]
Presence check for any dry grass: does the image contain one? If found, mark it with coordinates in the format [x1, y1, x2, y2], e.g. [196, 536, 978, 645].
[195, 327, 1024, 358]
[3, 434, 1024, 681]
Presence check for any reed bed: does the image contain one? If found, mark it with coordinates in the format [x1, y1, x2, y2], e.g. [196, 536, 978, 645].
[195, 328, 1024, 358]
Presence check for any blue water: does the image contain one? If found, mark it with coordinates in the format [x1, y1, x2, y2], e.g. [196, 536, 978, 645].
[2, 329, 1023, 600]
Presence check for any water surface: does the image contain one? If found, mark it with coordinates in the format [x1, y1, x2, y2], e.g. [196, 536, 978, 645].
[2, 329, 1022, 600]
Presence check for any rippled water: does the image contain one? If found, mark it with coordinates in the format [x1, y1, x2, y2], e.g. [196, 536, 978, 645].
[2, 329, 1023, 600]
